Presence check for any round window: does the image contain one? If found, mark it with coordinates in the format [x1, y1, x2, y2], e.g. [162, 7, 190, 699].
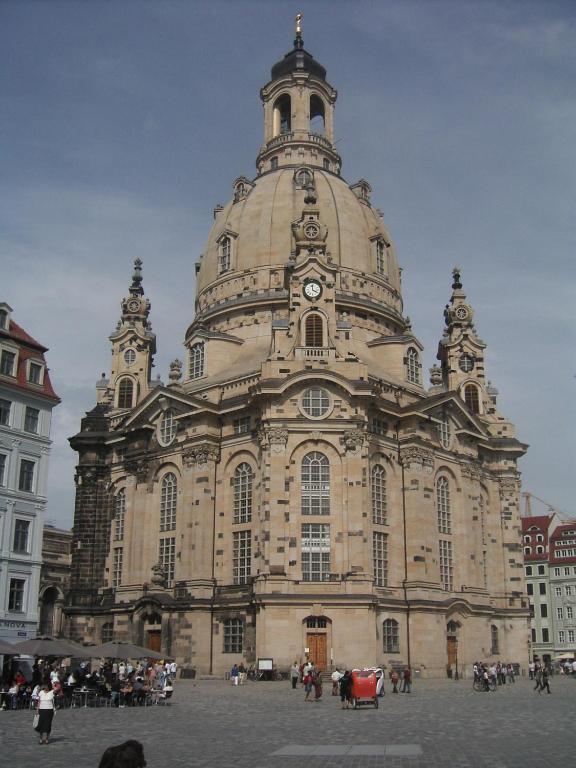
[301, 388, 331, 419]
[124, 349, 136, 366]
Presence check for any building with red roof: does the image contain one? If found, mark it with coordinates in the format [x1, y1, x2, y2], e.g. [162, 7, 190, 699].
[0, 302, 60, 646]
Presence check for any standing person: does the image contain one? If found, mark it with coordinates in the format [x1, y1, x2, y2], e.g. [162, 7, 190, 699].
[389, 668, 399, 693]
[339, 670, 352, 709]
[230, 664, 239, 686]
[303, 668, 314, 702]
[401, 666, 412, 693]
[238, 663, 247, 685]
[313, 669, 323, 701]
[290, 662, 300, 690]
[331, 668, 342, 696]
[35, 683, 55, 745]
[507, 664, 515, 684]
[539, 667, 551, 694]
[528, 661, 535, 680]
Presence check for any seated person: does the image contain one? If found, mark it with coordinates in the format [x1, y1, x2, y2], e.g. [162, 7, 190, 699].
[119, 679, 133, 707]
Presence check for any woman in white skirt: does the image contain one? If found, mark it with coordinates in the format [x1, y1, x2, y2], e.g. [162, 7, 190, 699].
[35, 683, 55, 745]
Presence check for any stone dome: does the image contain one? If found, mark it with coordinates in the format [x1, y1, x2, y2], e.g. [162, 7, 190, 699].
[196, 168, 402, 305]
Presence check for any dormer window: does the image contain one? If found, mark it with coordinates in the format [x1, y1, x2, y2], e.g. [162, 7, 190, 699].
[0, 309, 7, 330]
[219, 236, 231, 274]
[28, 361, 44, 385]
[0, 349, 16, 377]
[405, 347, 420, 385]
[294, 167, 313, 189]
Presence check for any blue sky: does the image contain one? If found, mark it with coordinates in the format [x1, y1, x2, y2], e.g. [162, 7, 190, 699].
[1, 0, 575, 527]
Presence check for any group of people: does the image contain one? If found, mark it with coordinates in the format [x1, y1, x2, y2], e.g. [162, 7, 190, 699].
[229, 663, 248, 685]
[529, 662, 552, 694]
[473, 661, 515, 690]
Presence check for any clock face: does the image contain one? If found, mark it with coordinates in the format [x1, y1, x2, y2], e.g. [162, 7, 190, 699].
[303, 280, 322, 300]
[127, 299, 140, 313]
[455, 306, 469, 320]
[459, 354, 475, 372]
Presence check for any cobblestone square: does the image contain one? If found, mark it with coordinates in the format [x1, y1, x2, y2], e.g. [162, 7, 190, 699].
[1, 676, 573, 768]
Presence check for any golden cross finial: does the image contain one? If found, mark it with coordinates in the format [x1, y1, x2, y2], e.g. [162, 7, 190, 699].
[295, 12, 303, 36]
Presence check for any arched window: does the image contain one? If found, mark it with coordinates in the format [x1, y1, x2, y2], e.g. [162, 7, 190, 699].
[117, 378, 134, 409]
[490, 624, 499, 655]
[301, 452, 330, 515]
[383, 619, 399, 653]
[523, 535, 531, 543]
[160, 473, 177, 531]
[524, 546, 531, 555]
[536, 534, 544, 543]
[189, 343, 204, 379]
[437, 417, 451, 449]
[273, 94, 291, 136]
[305, 313, 323, 347]
[436, 476, 451, 534]
[464, 384, 480, 414]
[406, 348, 420, 384]
[536, 545, 544, 554]
[310, 94, 325, 135]
[219, 236, 231, 273]
[371, 464, 387, 525]
[159, 410, 177, 446]
[114, 488, 125, 541]
[294, 167, 313, 188]
[233, 463, 253, 524]
[101, 622, 114, 643]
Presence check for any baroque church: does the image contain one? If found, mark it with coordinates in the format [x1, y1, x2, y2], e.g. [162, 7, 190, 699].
[66, 27, 530, 677]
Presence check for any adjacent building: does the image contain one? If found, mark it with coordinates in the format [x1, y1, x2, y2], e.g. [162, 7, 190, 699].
[0, 303, 60, 644]
[66, 29, 530, 676]
[523, 515, 576, 664]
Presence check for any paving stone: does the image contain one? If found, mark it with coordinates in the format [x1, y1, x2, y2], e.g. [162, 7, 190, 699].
[1, 676, 574, 767]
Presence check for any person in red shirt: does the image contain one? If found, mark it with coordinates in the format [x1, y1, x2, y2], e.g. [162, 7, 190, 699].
[401, 666, 412, 693]
[389, 668, 399, 693]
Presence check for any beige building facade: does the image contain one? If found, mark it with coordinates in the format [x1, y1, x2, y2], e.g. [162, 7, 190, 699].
[65, 30, 530, 677]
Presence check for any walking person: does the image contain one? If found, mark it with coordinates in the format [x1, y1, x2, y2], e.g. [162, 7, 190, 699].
[230, 663, 239, 686]
[339, 670, 352, 709]
[539, 667, 551, 694]
[313, 670, 323, 701]
[34, 683, 56, 745]
[533, 665, 543, 692]
[290, 662, 300, 690]
[303, 668, 314, 702]
[506, 663, 515, 684]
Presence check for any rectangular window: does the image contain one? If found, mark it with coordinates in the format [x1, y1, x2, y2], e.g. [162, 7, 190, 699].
[0, 454, 6, 487]
[567, 606, 573, 619]
[439, 540, 453, 591]
[554, 567, 561, 576]
[223, 618, 243, 653]
[557, 607, 564, 620]
[526, 583, 533, 596]
[8, 578, 25, 612]
[18, 459, 35, 493]
[373, 532, 388, 587]
[0, 398, 11, 425]
[371, 416, 386, 435]
[559, 630, 565, 643]
[542, 627, 549, 643]
[539, 582, 546, 595]
[159, 537, 176, 586]
[24, 407, 40, 434]
[13, 519, 30, 553]
[569, 630, 575, 643]
[540, 603, 548, 618]
[233, 530, 251, 585]
[0, 350, 16, 376]
[525, 566, 532, 576]
[555, 586, 562, 596]
[565, 567, 570, 576]
[233, 416, 251, 435]
[538, 565, 545, 575]
[301, 523, 330, 582]
[28, 362, 43, 384]
[112, 547, 123, 588]
[531, 628, 536, 642]
[567, 586, 573, 596]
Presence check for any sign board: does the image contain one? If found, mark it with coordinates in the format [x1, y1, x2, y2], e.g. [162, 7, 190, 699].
[257, 658, 273, 671]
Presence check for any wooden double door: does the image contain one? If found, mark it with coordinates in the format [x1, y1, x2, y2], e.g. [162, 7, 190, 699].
[307, 633, 327, 670]
[147, 630, 161, 653]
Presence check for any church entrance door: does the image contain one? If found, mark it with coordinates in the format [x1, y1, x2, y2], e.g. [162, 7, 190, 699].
[306, 633, 327, 670]
[147, 630, 161, 653]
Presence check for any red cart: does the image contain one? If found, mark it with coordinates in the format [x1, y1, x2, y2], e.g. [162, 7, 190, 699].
[350, 669, 379, 709]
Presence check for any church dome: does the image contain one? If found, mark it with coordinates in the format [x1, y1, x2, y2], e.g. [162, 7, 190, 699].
[196, 168, 402, 312]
